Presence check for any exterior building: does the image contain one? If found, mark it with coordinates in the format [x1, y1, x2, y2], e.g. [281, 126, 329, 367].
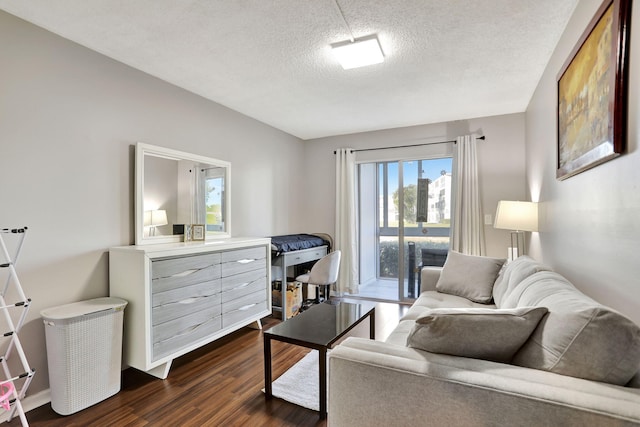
[428, 172, 451, 223]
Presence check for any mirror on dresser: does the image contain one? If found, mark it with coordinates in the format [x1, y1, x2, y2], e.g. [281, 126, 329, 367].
[135, 142, 231, 245]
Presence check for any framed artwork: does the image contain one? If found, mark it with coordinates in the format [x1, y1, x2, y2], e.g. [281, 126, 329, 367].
[556, 0, 631, 180]
[192, 224, 205, 241]
[183, 224, 193, 242]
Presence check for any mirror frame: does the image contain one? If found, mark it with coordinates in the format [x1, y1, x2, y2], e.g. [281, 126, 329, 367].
[135, 142, 231, 245]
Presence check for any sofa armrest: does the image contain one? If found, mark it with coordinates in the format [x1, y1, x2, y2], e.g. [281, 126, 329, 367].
[420, 266, 442, 292]
[328, 337, 640, 427]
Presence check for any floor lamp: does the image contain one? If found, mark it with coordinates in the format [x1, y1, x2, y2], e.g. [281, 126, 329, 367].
[493, 201, 538, 260]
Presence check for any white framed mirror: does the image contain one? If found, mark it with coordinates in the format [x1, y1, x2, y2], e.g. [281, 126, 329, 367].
[135, 142, 231, 245]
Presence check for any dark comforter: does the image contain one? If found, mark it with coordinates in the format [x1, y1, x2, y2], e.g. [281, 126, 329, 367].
[270, 234, 328, 255]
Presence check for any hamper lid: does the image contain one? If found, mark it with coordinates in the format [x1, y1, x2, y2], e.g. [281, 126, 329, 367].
[41, 297, 127, 320]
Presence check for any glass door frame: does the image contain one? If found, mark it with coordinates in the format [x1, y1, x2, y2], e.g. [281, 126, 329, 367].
[377, 159, 452, 302]
[356, 143, 455, 303]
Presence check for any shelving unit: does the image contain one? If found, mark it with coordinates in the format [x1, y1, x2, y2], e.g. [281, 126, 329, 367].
[0, 227, 35, 426]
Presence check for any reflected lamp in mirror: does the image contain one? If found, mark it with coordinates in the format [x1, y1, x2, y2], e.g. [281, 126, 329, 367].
[144, 209, 168, 236]
[494, 201, 538, 260]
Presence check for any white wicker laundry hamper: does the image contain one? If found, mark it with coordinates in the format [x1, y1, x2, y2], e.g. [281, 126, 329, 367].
[41, 297, 127, 415]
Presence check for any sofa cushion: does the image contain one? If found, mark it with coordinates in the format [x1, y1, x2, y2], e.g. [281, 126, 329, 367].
[492, 255, 551, 307]
[385, 319, 416, 346]
[402, 291, 497, 321]
[435, 251, 506, 304]
[507, 271, 640, 386]
[406, 306, 548, 363]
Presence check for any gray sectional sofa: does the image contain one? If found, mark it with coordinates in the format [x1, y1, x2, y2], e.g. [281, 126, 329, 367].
[328, 253, 640, 426]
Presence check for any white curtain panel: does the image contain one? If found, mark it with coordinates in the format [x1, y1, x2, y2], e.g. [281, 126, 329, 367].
[193, 169, 206, 224]
[335, 148, 358, 295]
[451, 135, 486, 256]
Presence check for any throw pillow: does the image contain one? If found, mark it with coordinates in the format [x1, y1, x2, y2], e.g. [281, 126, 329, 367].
[406, 306, 548, 363]
[435, 251, 506, 303]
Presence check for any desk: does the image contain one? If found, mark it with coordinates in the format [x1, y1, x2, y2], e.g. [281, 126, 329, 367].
[271, 245, 327, 320]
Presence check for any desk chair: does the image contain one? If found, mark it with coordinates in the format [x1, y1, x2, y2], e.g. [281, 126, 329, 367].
[296, 250, 341, 305]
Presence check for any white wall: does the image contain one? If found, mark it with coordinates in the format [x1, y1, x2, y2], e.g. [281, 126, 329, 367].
[303, 113, 527, 259]
[526, 0, 640, 325]
[0, 11, 305, 395]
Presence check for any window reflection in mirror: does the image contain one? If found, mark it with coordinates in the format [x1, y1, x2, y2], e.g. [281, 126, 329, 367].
[203, 166, 225, 232]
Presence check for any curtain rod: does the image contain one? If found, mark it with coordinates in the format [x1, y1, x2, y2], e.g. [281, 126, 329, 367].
[333, 135, 485, 154]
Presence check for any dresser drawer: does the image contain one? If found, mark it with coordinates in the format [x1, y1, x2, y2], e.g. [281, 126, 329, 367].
[282, 246, 327, 265]
[222, 267, 265, 291]
[222, 289, 266, 311]
[221, 247, 267, 277]
[222, 294, 268, 329]
[152, 280, 222, 326]
[152, 253, 220, 279]
[152, 306, 222, 361]
[221, 246, 266, 263]
[222, 277, 266, 304]
[152, 264, 221, 294]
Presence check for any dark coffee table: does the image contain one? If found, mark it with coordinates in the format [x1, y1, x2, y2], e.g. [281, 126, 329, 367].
[263, 301, 375, 419]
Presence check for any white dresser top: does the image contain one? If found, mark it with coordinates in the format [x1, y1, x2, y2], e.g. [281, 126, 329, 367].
[110, 236, 271, 258]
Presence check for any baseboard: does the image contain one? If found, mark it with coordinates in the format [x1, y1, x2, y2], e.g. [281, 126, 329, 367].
[0, 389, 51, 423]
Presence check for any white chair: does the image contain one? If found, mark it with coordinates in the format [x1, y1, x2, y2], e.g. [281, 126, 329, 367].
[296, 250, 341, 305]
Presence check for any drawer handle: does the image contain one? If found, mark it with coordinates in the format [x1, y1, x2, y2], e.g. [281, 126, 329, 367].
[236, 282, 250, 289]
[237, 303, 256, 311]
[236, 258, 256, 264]
[171, 268, 200, 278]
[178, 296, 207, 305]
[158, 294, 216, 308]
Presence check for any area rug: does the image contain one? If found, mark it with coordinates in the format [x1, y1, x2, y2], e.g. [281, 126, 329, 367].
[263, 349, 323, 411]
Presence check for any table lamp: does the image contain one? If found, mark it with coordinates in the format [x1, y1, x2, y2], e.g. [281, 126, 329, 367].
[493, 201, 538, 260]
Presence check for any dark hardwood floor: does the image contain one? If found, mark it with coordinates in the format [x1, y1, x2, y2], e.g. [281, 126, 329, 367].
[13, 300, 407, 427]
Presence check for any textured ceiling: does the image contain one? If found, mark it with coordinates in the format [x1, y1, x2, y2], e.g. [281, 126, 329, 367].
[0, 1, 578, 140]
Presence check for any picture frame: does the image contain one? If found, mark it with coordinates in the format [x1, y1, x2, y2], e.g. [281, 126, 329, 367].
[556, 0, 631, 180]
[183, 224, 193, 242]
[192, 224, 205, 241]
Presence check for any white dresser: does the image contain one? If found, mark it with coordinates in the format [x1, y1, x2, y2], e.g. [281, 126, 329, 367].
[109, 237, 271, 379]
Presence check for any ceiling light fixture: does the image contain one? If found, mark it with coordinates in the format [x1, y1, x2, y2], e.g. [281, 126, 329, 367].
[330, 0, 384, 70]
[331, 35, 385, 70]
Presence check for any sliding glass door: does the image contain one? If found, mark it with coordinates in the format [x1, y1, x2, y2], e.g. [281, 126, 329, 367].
[356, 156, 453, 302]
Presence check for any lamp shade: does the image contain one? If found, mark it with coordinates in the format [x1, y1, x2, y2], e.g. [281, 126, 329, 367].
[494, 201, 538, 232]
[143, 210, 168, 227]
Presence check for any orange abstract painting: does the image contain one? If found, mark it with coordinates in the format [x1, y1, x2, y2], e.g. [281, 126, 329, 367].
[556, 0, 630, 180]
